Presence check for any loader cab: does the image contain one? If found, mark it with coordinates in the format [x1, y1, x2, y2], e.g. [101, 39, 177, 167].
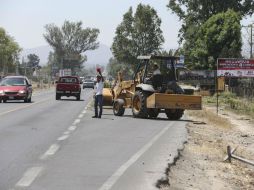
[134, 55, 179, 88]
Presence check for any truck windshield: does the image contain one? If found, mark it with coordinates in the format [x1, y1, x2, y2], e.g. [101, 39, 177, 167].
[60, 78, 77, 83]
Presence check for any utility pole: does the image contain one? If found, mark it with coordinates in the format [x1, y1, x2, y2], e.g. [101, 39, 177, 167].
[23, 57, 27, 76]
[243, 23, 254, 59]
[15, 61, 19, 75]
[250, 24, 253, 58]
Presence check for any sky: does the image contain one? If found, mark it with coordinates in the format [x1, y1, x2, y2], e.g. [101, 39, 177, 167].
[0, 0, 253, 51]
[0, 0, 182, 50]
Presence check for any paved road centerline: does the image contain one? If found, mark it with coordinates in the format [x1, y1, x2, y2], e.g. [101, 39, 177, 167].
[68, 126, 77, 131]
[40, 144, 60, 160]
[63, 131, 70, 135]
[16, 167, 43, 187]
[57, 135, 69, 141]
[73, 119, 81, 125]
[78, 114, 84, 118]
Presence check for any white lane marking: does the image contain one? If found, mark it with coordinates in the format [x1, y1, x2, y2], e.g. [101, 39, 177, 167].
[40, 144, 60, 160]
[68, 125, 77, 131]
[57, 135, 69, 141]
[98, 125, 172, 190]
[16, 167, 43, 187]
[73, 119, 80, 125]
[82, 110, 87, 114]
[78, 114, 84, 118]
[85, 106, 88, 110]
[63, 131, 70, 135]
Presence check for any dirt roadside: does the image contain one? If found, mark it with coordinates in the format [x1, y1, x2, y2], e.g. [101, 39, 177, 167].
[160, 106, 254, 190]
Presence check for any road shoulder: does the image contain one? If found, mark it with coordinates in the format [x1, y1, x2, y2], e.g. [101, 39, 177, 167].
[160, 107, 254, 190]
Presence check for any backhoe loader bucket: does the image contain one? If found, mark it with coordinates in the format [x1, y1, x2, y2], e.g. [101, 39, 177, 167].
[103, 88, 113, 106]
[146, 93, 202, 110]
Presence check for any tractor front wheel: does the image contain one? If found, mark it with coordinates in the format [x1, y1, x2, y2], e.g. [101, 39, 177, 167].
[132, 91, 148, 118]
[113, 99, 125, 116]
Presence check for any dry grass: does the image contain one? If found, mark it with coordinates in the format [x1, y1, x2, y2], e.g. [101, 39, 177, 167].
[187, 108, 232, 129]
[31, 82, 53, 91]
[204, 92, 254, 118]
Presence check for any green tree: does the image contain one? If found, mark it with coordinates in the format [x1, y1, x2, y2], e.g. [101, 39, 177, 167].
[0, 27, 21, 75]
[44, 20, 99, 71]
[158, 49, 180, 56]
[27, 54, 40, 68]
[191, 10, 242, 69]
[106, 58, 133, 80]
[167, 0, 254, 69]
[168, 0, 254, 24]
[112, 4, 164, 68]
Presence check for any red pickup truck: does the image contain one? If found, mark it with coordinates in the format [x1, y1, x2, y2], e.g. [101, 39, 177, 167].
[56, 76, 81, 100]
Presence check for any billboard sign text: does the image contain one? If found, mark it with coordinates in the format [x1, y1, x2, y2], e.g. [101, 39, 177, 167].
[217, 58, 254, 77]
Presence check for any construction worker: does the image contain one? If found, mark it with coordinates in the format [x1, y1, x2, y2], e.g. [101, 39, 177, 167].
[92, 69, 104, 118]
[152, 63, 161, 75]
[151, 63, 163, 89]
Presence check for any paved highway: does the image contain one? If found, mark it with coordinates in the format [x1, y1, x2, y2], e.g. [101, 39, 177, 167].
[0, 88, 187, 190]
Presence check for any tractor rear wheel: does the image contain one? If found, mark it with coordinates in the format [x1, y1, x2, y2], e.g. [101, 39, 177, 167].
[165, 109, 184, 120]
[113, 99, 125, 116]
[132, 91, 148, 118]
[147, 108, 160, 119]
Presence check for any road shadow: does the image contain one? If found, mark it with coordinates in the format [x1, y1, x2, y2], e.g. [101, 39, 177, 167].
[58, 99, 84, 102]
[113, 115, 197, 122]
[104, 114, 134, 118]
[91, 117, 114, 120]
[100, 112, 199, 123]
[2, 101, 33, 104]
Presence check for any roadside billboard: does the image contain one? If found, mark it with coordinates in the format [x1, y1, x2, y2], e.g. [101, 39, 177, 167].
[59, 69, 72, 77]
[217, 58, 254, 77]
[175, 55, 185, 68]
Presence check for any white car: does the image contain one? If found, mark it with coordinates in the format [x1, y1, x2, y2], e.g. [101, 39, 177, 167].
[83, 79, 95, 89]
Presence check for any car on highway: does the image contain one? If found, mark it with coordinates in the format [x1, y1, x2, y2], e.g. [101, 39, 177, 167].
[56, 76, 81, 100]
[0, 76, 33, 103]
[83, 79, 95, 89]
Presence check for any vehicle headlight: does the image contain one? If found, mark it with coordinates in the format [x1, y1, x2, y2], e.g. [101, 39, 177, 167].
[0, 90, 4, 95]
[19, 90, 26, 94]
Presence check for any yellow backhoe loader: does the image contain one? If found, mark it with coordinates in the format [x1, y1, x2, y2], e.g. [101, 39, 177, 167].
[104, 55, 202, 120]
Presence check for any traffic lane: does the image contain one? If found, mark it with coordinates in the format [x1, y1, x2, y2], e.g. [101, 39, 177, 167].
[26, 109, 186, 190]
[0, 89, 93, 190]
[0, 88, 91, 116]
[0, 90, 93, 190]
[0, 89, 55, 114]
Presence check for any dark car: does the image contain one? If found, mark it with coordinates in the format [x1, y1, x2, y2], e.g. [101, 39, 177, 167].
[0, 76, 33, 103]
[56, 76, 81, 100]
[83, 79, 94, 89]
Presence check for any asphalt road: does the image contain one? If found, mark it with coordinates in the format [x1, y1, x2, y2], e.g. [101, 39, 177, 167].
[0, 88, 187, 190]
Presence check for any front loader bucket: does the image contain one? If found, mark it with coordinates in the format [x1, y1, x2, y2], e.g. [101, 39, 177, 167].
[103, 88, 113, 106]
[146, 93, 202, 110]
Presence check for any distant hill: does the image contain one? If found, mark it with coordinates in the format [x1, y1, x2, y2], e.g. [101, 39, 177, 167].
[20, 43, 112, 67]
